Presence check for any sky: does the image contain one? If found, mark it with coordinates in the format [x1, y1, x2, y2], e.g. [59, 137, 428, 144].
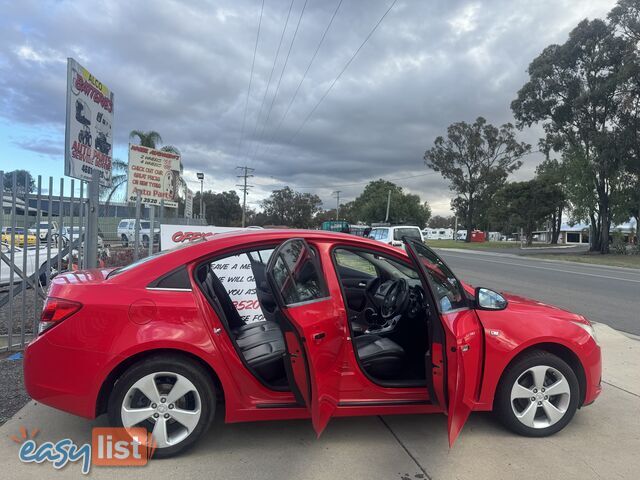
[0, 0, 617, 216]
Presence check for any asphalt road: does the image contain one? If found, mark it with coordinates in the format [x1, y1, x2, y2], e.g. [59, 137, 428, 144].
[436, 249, 640, 336]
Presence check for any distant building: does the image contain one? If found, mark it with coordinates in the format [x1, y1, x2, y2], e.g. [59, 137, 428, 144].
[533, 219, 637, 244]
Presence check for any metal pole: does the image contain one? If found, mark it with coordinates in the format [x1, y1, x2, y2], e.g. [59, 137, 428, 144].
[384, 190, 391, 223]
[46, 177, 52, 285]
[20, 173, 30, 348]
[85, 169, 100, 268]
[199, 179, 203, 220]
[148, 205, 155, 257]
[58, 179, 64, 274]
[7, 171, 17, 351]
[69, 179, 75, 269]
[33, 176, 42, 335]
[78, 181, 84, 268]
[133, 192, 141, 261]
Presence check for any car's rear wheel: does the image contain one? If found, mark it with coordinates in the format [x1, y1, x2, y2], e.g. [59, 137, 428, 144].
[495, 350, 579, 437]
[107, 355, 215, 458]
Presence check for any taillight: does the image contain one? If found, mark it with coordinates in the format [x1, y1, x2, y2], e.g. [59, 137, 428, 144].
[39, 298, 82, 335]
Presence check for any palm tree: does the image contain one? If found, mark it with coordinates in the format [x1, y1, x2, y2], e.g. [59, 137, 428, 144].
[103, 131, 182, 205]
[103, 158, 128, 205]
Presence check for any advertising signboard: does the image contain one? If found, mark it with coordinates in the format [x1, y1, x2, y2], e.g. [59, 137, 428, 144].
[160, 224, 265, 322]
[64, 58, 113, 186]
[127, 144, 181, 208]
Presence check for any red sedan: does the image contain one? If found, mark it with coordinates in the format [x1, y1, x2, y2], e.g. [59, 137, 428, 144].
[24, 230, 601, 457]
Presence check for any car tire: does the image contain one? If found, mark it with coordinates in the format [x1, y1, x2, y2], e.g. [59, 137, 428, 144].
[107, 355, 216, 458]
[142, 235, 149, 249]
[121, 234, 128, 247]
[495, 350, 579, 437]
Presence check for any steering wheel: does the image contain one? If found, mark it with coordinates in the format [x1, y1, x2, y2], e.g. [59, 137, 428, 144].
[380, 278, 410, 319]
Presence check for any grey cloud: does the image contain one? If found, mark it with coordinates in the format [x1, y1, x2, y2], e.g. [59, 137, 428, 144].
[0, 0, 616, 215]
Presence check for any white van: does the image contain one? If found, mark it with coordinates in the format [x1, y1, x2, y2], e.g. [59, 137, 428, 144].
[368, 225, 424, 248]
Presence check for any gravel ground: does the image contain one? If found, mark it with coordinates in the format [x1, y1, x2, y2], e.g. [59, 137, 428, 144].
[0, 354, 29, 426]
[0, 287, 39, 337]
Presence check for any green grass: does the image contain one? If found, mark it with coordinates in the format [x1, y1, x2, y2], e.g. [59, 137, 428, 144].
[533, 254, 640, 269]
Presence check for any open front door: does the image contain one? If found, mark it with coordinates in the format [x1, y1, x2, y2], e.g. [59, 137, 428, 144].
[266, 238, 345, 436]
[404, 239, 482, 447]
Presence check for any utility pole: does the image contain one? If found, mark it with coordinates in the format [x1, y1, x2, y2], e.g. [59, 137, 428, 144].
[236, 166, 254, 227]
[196, 172, 204, 220]
[384, 190, 391, 223]
[332, 190, 341, 220]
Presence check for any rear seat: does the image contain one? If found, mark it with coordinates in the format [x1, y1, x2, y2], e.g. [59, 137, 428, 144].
[201, 268, 286, 383]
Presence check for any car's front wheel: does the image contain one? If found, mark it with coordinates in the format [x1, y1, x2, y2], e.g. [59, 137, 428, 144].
[107, 355, 215, 458]
[495, 350, 579, 437]
[121, 234, 128, 247]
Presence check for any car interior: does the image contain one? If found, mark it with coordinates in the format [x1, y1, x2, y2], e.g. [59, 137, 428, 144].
[196, 243, 433, 392]
[332, 248, 430, 386]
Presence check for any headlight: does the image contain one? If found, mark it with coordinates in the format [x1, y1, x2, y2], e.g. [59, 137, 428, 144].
[572, 320, 599, 345]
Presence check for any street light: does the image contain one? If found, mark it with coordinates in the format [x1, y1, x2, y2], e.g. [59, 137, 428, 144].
[196, 172, 204, 220]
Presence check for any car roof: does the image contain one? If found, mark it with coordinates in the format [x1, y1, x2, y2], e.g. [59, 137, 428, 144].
[109, 228, 412, 285]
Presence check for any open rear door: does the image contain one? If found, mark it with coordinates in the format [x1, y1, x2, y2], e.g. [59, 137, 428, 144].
[404, 239, 482, 447]
[266, 238, 345, 435]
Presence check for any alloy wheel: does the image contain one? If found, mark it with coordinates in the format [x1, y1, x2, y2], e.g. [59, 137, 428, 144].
[121, 371, 202, 448]
[510, 365, 571, 429]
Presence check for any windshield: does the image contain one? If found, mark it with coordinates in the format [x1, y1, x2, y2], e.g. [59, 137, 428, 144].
[393, 228, 421, 241]
[106, 242, 193, 278]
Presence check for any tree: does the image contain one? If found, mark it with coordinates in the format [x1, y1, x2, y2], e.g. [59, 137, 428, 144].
[428, 215, 455, 229]
[490, 179, 563, 245]
[193, 190, 243, 226]
[512, 19, 629, 253]
[350, 180, 431, 226]
[610, 0, 640, 240]
[260, 187, 323, 228]
[2, 169, 35, 193]
[535, 158, 567, 244]
[424, 117, 529, 241]
[102, 158, 128, 205]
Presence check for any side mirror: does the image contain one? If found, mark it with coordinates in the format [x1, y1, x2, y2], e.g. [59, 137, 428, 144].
[475, 287, 508, 310]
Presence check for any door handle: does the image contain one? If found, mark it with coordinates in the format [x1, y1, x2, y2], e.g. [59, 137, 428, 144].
[358, 282, 367, 287]
[313, 332, 326, 341]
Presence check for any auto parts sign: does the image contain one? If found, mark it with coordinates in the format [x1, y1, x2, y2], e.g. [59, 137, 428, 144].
[64, 58, 113, 186]
[127, 145, 181, 208]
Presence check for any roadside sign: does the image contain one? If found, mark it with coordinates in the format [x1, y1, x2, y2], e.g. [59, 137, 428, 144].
[64, 58, 113, 186]
[126, 144, 181, 208]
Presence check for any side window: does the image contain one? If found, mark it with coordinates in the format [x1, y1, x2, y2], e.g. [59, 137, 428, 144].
[334, 249, 377, 276]
[210, 247, 274, 323]
[269, 240, 328, 306]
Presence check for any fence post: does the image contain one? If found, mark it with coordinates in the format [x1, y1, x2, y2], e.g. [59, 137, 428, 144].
[134, 192, 141, 261]
[85, 169, 100, 268]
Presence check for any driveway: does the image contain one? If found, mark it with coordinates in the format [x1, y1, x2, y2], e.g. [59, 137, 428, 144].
[0, 324, 638, 480]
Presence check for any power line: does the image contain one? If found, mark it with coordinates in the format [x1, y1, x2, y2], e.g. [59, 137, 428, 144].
[238, 0, 265, 158]
[258, 0, 343, 160]
[255, 171, 439, 190]
[286, 0, 398, 146]
[246, 0, 296, 162]
[253, 0, 309, 159]
[236, 166, 255, 227]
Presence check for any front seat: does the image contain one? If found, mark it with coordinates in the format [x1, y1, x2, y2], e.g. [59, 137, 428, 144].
[354, 334, 406, 380]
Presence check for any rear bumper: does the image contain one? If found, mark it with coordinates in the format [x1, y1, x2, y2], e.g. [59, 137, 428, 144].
[24, 333, 104, 419]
